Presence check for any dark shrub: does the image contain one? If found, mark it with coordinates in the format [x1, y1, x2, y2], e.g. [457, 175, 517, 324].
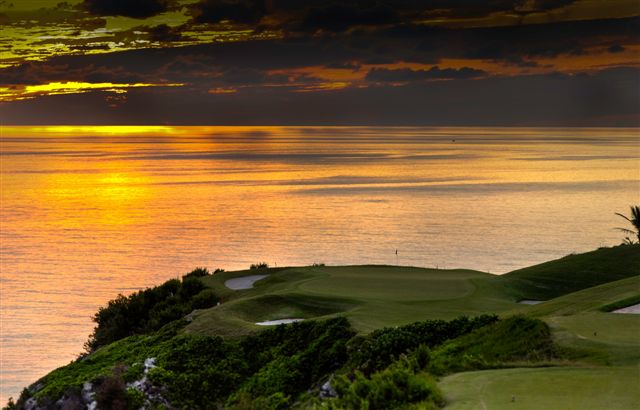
[191, 289, 220, 309]
[179, 276, 206, 300]
[85, 271, 219, 351]
[95, 367, 128, 410]
[183, 267, 210, 279]
[349, 314, 498, 374]
[328, 363, 444, 410]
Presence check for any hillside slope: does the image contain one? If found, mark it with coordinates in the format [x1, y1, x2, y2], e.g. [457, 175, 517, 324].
[498, 244, 640, 300]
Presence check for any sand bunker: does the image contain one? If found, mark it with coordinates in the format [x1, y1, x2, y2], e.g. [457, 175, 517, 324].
[518, 300, 543, 305]
[255, 319, 303, 326]
[612, 303, 640, 314]
[224, 275, 268, 290]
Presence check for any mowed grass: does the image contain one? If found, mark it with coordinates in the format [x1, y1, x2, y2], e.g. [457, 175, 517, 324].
[185, 247, 639, 407]
[189, 247, 639, 337]
[439, 366, 640, 410]
[187, 265, 520, 337]
[517, 275, 640, 317]
[498, 244, 640, 301]
[510, 276, 640, 365]
[548, 312, 640, 366]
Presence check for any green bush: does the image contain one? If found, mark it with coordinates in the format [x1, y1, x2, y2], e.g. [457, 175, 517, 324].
[95, 367, 128, 410]
[230, 317, 356, 407]
[430, 315, 556, 374]
[182, 267, 211, 279]
[348, 315, 498, 374]
[13, 312, 558, 410]
[191, 289, 220, 309]
[326, 362, 444, 410]
[85, 273, 219, 351]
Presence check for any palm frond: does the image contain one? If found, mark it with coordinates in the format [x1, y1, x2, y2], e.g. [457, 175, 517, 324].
[615, 206, 640, 242]
[614, 212, 632, 223]
[615, 227, 636, 235]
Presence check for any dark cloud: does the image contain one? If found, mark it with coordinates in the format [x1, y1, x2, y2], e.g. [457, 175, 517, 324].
[186, 0, 580, 33]
[366, 66, 486, 82]
[324, 61, 361, 70]
[418, 0, 577, 18]
[0, 61, 146, 85]
[148, 24, 184, 42]
[2, 2, 639, 127]
[2, 67, 638, 126]
[608, 44, 625, 53]
[81, 0, 173, 18]
[2, 16, 638, 89]
[3, 7, 638, 84]
[190, 0, 266, 24]
[408, 17, 640, 61]
[301, 2, 397, 32]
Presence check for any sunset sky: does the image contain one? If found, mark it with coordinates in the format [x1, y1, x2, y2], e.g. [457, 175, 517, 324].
[1, 0, 639, 125]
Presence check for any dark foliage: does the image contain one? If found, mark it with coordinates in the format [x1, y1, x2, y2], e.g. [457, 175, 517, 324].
[328, 362, 444, 410]
[95, 367, 128, 410]
[148, 317, 355, 409]
[430, 315, 557, 374]
[348, 314, 499, 375]
[182, 267, 212, 279]
[85, 269, 219, 351]
[9, 312, 556, 410]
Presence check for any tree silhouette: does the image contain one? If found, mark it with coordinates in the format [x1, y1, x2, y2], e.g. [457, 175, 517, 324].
[615, 205, 640, 243]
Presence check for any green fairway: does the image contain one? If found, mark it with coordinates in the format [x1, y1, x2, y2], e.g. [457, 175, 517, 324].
[188, 247, 640, 338]
[439, 366, 640, 410]
[517, 275, 640, 318]
[188, 265, 520, 336]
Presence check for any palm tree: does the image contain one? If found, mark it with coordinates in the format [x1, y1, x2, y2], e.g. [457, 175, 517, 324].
[615, 205, 640, 243]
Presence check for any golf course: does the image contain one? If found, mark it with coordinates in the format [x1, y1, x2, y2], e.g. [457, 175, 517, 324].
[5, 244, 639, 409]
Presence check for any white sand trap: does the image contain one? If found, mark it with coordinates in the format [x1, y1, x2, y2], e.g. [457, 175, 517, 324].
[224, 275, 268, 290]
[519, 300, 544, 305]
[612, 303, 640, 314]
[255, 319, 303, 326]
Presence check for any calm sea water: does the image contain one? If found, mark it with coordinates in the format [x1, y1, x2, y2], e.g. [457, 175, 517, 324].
[1, 126, 638, 402]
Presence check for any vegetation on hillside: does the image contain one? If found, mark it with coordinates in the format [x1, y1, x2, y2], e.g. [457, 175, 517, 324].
[5, 245, 639, 409]
[5, 312, 551, 410]
[85, 268, 220, 351]
[499, 244, 640, 300]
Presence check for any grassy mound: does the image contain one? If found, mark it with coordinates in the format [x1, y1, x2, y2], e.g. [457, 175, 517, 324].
[430, 316, 557, 374]
[498, 244, 640, 300]
[230, 294, 358, 322]
[190, 265, 518, 337]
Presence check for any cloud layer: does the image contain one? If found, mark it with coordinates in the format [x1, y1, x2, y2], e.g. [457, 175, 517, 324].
[1, 0, 639, 125]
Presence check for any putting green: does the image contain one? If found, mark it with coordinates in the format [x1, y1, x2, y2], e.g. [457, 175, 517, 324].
[190, 265, 519, 336]
[298, 266, 483, 300]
